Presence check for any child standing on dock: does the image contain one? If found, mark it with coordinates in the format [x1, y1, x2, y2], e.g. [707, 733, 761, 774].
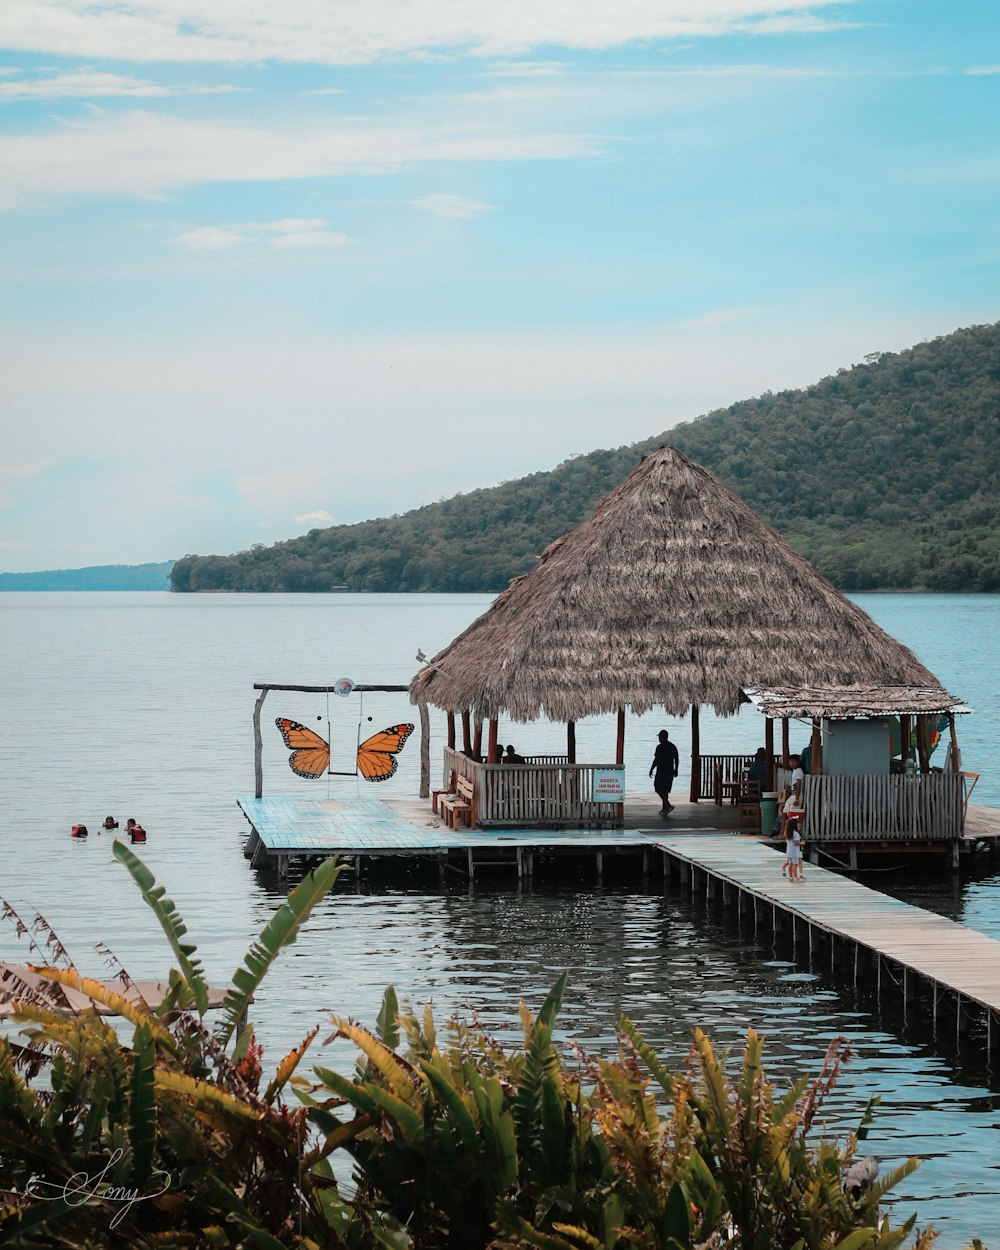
[785, 818, 804, 881]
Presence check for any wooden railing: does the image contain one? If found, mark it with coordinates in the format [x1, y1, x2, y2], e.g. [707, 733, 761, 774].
[775, 770, 965, 840]
[442, 747, 623, 827]
[696, 754, 754, 803]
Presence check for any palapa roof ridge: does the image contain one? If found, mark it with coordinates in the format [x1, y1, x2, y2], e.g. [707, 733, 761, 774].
[409, 445, 945, 722]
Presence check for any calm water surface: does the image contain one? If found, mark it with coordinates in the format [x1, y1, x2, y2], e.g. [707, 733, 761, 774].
[1, 591, 999, 1246]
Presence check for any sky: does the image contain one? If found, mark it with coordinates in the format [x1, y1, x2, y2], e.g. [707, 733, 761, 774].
[1, 0, 998, 573]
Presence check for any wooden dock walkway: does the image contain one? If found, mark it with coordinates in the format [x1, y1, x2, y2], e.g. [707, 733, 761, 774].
[239, 794, 1000, 1051]
[657, 834, 1000, 1047]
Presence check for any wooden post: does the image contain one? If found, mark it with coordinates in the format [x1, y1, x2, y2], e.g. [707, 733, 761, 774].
[916, 714, 931, 774]
[947, 713, 961, 772]
[900, 714, 911, 763]
[781, 717, 790, 766]
[567, 720, 576, 764]
[253, 687, 269, 799]
[418, 702, 430, 799]
[764, 717, 775, 790]
[811, 719, 822, 774]
[446, 712, 456, 750]
[461, 711, 472, 755]
[487, 719, 499, 764]
[689, 703, 700, 801]
[616, 707, 625, 765]
[473, 721, 483, 762]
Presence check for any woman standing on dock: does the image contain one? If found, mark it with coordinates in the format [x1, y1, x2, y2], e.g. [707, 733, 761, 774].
[650, 730, 680, 816]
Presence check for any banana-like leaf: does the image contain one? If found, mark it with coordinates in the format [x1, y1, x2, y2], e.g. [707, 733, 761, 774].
[113, 842, 210, 1016]
[831, 1229, 877, 1250]
[536, 971, 569, 1030]
[420, 1056, 481, 1157]
[376, 985, 400, 1048]
[618, 1014, 675, 1099]
[129, 1022, 157, 1182]
[216, 857, 341, 1048]
[263, 1026, 319, 1106]
[551, 1223, 605, 1249]
[154, 1069, 261, 1123]
[33, 966, 178, 1054]
[494, 1204, 580, 1250]
[333, 1018, 421, 1106]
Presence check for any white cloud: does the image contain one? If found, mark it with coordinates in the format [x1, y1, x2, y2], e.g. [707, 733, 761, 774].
[295, 509, 335, 525]
[967, 65, 1000, 76]
[414, 194, 494, 219]
[175, 217, 349, 250]
[0, 69, 244, 100]
[0, 109, 597, 207]
[0, 1, 861, 66]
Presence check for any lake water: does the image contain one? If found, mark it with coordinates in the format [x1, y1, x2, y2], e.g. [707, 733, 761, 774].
[1, 591, 999, 1246]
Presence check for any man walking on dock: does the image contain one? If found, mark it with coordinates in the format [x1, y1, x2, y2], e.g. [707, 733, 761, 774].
[650, 730, 680, 816]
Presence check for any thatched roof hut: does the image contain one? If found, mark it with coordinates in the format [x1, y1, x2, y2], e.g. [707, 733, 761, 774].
[409, 445, 947, 722]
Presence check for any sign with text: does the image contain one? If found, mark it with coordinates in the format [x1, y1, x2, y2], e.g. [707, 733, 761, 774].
[592, 768, 625, 803]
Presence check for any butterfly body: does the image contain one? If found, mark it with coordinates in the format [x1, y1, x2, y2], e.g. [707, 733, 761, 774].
[274, 718, 414, 782]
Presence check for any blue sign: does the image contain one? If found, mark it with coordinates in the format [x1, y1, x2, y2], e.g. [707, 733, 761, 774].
[592, 768, 625, 803]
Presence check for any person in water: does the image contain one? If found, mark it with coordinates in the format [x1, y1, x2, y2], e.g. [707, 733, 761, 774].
[71, 824, 88, 838]
[125, 818, 147, 843]
[102, 816, 119, 830]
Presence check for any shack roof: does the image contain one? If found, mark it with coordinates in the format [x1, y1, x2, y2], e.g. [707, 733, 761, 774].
[409, 445, 949, 721]
[744, 686, 970, 720]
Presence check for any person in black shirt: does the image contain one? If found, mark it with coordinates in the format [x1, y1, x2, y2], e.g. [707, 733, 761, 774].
[649, 730, 680, 815]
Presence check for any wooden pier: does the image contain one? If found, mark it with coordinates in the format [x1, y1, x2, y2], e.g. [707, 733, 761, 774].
[658, 834, 1000, 1048]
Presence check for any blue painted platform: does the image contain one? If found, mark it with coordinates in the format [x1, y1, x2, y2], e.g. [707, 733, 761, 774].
[237, 794, 681, 869]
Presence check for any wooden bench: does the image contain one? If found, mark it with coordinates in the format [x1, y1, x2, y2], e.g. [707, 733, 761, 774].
[432, 771, 457, 815]
[440, 776, 476, 830]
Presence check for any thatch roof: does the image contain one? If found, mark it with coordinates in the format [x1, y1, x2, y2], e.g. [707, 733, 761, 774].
[409, 445, 946, 721]
[744, 686, 969, 720]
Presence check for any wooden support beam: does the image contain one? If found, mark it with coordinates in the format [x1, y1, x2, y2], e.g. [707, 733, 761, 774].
[567, 720, 576, 765]
[253, 687, 269, 800]
[916, 714, 931, 774]
[811, 719, 822, 774]
[764, 717, 775, 790]
[487, 719, 499, 764]
[418, 702, 430, 799]
[473, 721, 483, 762]
[948, 712, 961, 772]
[900, 714, 911, 763]
[616, 707, 626, 766]
[446, 712, 456, 750]
[689, 703, 700, 801]
[781, 717, 790, 766]
[461, 710, 472, 755]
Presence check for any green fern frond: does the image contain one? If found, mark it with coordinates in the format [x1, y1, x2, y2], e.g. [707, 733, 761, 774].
[216, 857, 341, 1047]
[113, 841, 210, 1016]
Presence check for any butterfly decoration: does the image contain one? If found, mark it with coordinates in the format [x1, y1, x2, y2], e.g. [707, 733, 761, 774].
[275, 718, 414, 782]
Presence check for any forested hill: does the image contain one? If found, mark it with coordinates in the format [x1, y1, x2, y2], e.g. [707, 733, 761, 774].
[0, 561, 174, 591]
[171, 321, 1000, 594]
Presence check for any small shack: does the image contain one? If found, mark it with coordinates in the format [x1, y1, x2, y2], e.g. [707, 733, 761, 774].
[409, 446, 968, 839]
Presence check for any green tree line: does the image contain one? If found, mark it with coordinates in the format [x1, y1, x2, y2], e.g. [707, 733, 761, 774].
[171, 321, 1000, 594]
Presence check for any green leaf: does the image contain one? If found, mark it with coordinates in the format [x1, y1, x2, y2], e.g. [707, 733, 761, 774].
[215, 856, 342, 1048]
[663, 1180, 690, 1245]
[376, 985, 400, 1049]
[128, 1022, 157, 1182]
[536, 971, 569, 1030]
[113, 841, 210, 1016]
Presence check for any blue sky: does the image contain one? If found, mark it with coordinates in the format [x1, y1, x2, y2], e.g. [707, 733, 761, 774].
[1, 0, 998, 572]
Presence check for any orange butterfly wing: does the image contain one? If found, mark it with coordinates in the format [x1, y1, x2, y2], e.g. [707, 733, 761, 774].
[275, 718, 330, 778]
[356, 723, 414, 783]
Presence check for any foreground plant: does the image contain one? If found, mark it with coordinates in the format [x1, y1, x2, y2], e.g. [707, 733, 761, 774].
[0, 847, 987, 1249]
[309, 977, 937, 1250]
[0, 844, 348, 1248]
